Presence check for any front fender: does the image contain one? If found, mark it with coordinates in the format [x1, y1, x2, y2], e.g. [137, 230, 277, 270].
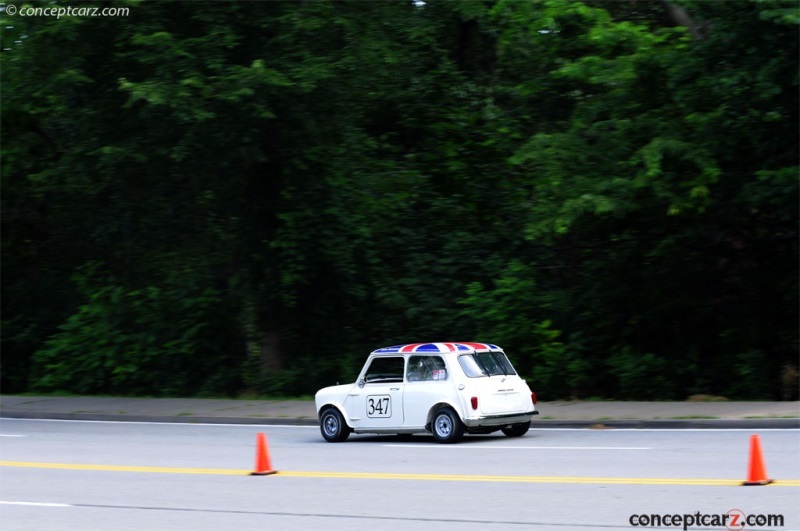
[315, 383, 356, 429]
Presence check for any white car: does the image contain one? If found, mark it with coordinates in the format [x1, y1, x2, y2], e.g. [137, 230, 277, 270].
[314, 342, 538, 443]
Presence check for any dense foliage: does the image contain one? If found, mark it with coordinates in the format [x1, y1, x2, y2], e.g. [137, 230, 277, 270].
[2, 0, 797, 400]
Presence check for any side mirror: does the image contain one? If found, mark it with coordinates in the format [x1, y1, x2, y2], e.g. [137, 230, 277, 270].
[358, 378, 365, 388]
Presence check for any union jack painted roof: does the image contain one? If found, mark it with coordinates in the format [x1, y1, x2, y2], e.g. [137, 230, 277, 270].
[372, 342, 501, 354]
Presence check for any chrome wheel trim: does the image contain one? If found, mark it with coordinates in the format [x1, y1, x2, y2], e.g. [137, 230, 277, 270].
[323, 413, 339, 437]
[435, 413, 452, 438]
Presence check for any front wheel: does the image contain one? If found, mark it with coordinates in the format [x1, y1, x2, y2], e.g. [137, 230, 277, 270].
[501, 421, 530, 438]
[320, 407, 350, 442]
[431, 407, 464, 444]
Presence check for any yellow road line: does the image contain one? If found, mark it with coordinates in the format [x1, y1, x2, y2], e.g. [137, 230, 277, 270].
[0, 461, 245, 476]
[2, 461, 798, 487]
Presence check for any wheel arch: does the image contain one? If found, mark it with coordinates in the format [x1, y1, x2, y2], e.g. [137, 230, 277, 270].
[425, 401, 464, 430]
[318, 403, 353, 429]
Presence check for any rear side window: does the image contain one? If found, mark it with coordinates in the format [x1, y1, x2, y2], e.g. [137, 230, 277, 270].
[406, 355, 447, 382]
[458, 352, 518, 377]
[364, 356, 405, 383]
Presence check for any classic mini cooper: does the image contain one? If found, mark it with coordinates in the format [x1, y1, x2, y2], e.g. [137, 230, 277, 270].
[314, 342, 538, 443]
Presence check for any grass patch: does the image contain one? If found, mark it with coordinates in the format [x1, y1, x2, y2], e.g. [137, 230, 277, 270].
[666, 415, 719, 419]
[744, 414, 799, 419]
[686, 394, 729, 402]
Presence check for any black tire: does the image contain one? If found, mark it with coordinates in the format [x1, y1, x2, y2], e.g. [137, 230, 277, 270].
[431, 407, 464, 444]
[501, 421, 530, 438]
[320, 407, 350, 442]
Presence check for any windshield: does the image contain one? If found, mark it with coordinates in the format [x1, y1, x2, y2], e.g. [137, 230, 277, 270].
[458, 352, 517, 378]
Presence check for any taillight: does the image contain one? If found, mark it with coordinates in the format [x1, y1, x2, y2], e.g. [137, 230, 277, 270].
[470, 396, 478, 410]
[531, 392, 537, 405]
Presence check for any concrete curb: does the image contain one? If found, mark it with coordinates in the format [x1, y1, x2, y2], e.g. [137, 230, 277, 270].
[2, 411, 798, 429]
[0, 411, 318, 425]
[533, 418, 800, 429]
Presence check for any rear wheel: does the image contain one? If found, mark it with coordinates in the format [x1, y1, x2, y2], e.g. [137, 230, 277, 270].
[320, 407, 350, 442]
[431, 407, 464, 444]
[501, 421, 530, 438]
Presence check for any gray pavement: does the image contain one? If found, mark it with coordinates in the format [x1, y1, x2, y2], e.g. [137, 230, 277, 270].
[1, 395, 798, 429]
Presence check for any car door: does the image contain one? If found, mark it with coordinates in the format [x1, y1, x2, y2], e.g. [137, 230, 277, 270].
[402, 354, 450, 429]
[344, 355, 405, 429]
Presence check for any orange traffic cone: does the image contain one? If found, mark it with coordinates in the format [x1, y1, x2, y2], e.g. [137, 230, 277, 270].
[250, 432, 277, 476]
[742, 434, 773, 485]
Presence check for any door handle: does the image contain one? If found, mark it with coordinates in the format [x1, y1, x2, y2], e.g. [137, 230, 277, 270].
[390, 387, 400, 391]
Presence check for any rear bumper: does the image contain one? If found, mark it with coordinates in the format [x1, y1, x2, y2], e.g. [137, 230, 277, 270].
[463, 409, 538, 428]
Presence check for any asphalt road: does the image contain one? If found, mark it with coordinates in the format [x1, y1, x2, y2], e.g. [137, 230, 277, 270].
[1, 419, 799, 531]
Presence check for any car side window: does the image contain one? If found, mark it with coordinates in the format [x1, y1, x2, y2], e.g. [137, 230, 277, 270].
[406, 355, 447, 382]
[364, 356, 405, 383]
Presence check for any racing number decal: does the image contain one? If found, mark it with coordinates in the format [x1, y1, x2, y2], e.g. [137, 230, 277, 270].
[367, 395, 391, 418]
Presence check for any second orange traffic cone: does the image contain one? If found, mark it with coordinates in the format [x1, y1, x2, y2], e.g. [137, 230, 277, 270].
[251, 432, 277, 476]
[742, 434, 772, 486]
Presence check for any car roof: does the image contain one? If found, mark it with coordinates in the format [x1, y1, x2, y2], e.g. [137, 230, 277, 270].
[372, 342, 502, 354]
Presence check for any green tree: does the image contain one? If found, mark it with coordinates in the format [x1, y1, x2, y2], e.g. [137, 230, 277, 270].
[2, 0, 796, 399]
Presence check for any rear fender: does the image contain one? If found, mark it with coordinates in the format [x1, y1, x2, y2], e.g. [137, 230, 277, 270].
[425, 401, 464, 430]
